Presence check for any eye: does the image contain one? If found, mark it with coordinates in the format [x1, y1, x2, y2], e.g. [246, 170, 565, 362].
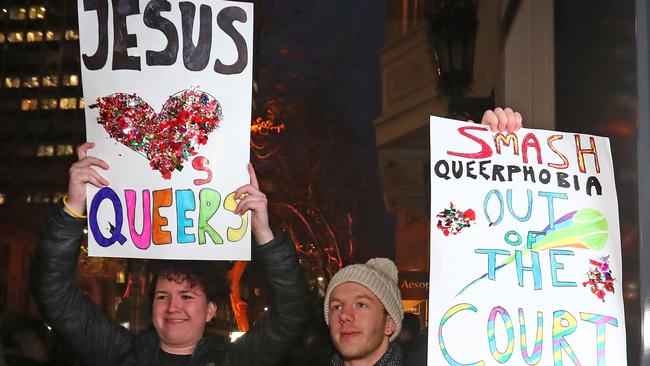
[155, 294, 168, 301]
[181, 294, 194, 300]
[356, 302, 368, 309]
[330, 303, 342, 311]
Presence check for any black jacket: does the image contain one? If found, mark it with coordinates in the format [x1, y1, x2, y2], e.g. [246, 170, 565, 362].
[33, 207, 309, 366]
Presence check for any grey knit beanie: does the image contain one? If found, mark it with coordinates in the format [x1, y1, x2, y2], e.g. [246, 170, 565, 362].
[324, 258, 403, 341]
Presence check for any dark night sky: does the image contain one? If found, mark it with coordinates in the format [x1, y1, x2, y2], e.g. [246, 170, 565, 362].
[257, 0, 386, 138]
[251, 1, 393, 265]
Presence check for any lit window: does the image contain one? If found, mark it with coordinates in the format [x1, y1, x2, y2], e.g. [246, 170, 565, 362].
[27, 31, 43, 42]
[64, 29, 78, 41]
[36, 145, 54, 157]
[28, 6, 46, 20]
[59, 97, 77, 110]
[79, 98, 85, 109]
[26, 192, 50, 203]
[4, 77, 20, 88]
[0, 33, 5, 43]
[63, 74, 79, 87]
[42, 75, 59, 87]
[45, 30, 61, 41]
[25, 195, 32, 203]
[0, 193, 5, 205]
[21, 98, 38, 111]
[40, 98, 58, 110]
[9, 7, 26, 20]
[7, 32, 24, 43]
[56, 145, 74, 156]
[22, 76, 39, 88]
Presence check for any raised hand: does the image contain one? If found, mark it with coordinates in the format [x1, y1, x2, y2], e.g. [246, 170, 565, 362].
[234, 163, 274, 245]
[65, 142, 109, 217]
[480, 107, 523, 133]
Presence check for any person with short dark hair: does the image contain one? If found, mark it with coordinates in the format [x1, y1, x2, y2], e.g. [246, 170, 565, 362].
[32, 143, 309, 366]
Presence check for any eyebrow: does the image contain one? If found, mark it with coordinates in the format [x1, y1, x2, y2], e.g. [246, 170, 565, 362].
[154, 289, 198, 295]
[331, 295, 373, 303]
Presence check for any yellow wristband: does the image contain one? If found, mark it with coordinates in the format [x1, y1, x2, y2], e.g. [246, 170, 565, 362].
[63, 195, 87, 219]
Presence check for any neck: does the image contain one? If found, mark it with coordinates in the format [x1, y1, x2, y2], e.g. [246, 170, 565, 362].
[343, 340, 390, 366]
[160, 342, 196, 356]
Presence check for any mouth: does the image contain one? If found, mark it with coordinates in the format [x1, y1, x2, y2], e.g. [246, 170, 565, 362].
[340, 331, 361, 337]
[165, 318, 188, 324]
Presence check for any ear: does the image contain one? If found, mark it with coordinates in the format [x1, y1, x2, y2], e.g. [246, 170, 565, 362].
[384, 316, 396, 337]
[206, 302, 217, 322]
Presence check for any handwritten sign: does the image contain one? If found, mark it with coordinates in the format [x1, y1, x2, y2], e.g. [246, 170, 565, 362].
[78, 0, 254, 260]
[428, 117, 627, 365]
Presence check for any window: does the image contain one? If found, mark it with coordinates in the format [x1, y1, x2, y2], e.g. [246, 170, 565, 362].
[7, 32, 24, 43]
[64, 29, 78, 41]
[22, 76, 39, 88]
[59, 97, 77, 110]
[28, 6, 46, 20]
[40, 98, 57, 110]
[36, 145, 54, 157]
[45, 30, 61, 41]
[63, 74, 79, 87]
[79, 98, 85, 109]
[9, 7, 26, 20]
[42, 75, 58, 87]
[4, 77, 20, 88]
[0, 33, 5, 43]
[26, 31, 43, 42]
[56, 144, 74, 156]
[21, 98, 38, 111]
[0, 193, 5, 205]
[30, 193, 48, 204]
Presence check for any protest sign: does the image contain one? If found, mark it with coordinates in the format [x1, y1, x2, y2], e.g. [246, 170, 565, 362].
[77, 0, 253, 259]
[428, 117, 626, 365]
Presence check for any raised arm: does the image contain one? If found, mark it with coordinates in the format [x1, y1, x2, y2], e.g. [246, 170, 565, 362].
[32, 143, 134, 366]
[225, 164, 310, 365]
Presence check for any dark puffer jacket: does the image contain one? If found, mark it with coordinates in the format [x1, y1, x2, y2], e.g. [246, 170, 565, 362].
[33, 207, 309, 366]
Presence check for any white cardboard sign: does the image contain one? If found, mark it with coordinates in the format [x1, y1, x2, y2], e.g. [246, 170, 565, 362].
[78, 0, 254, 260]
[428, 117, 627, 365]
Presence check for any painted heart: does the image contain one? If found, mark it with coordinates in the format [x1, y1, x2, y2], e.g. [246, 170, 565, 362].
[93, 89, 222, 179]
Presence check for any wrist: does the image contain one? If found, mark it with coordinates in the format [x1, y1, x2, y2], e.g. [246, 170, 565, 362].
[254, 228, 274, 245]
[63, 195, 87, 219]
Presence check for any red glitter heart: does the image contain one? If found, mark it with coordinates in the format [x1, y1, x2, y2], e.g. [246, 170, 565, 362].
[93, 89, 222, 179]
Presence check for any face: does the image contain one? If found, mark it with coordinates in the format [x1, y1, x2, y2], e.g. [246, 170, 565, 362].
[328, 282, 396, 364]
[152, 277, 217, 355]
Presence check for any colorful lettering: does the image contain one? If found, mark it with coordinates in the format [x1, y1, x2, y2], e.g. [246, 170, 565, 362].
[575, 135, 600, 174]
[448, 126, 493, 159]
[547, 135, 569, 169]
[439, 303, 485, 366]
[487, 306, 514, 363]
[519, 308, 543, 365]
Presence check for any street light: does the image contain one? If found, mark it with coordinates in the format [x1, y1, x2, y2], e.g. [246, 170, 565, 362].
[428, 0, 478, 97]
[428, 0, 493, 121]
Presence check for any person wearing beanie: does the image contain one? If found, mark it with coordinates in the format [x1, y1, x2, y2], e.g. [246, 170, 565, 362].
[324, 258, 404, 366]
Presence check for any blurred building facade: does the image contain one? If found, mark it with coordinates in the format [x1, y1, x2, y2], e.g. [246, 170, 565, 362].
[377, 0, 640, 362]
[0, 1, 257, 338]
[0, 0, 84, 313]
[376, 0, 555, 321]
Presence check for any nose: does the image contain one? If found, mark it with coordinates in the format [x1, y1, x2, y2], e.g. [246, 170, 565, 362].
[339, 306, 353, 323]
[166, 296, 181, 313]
